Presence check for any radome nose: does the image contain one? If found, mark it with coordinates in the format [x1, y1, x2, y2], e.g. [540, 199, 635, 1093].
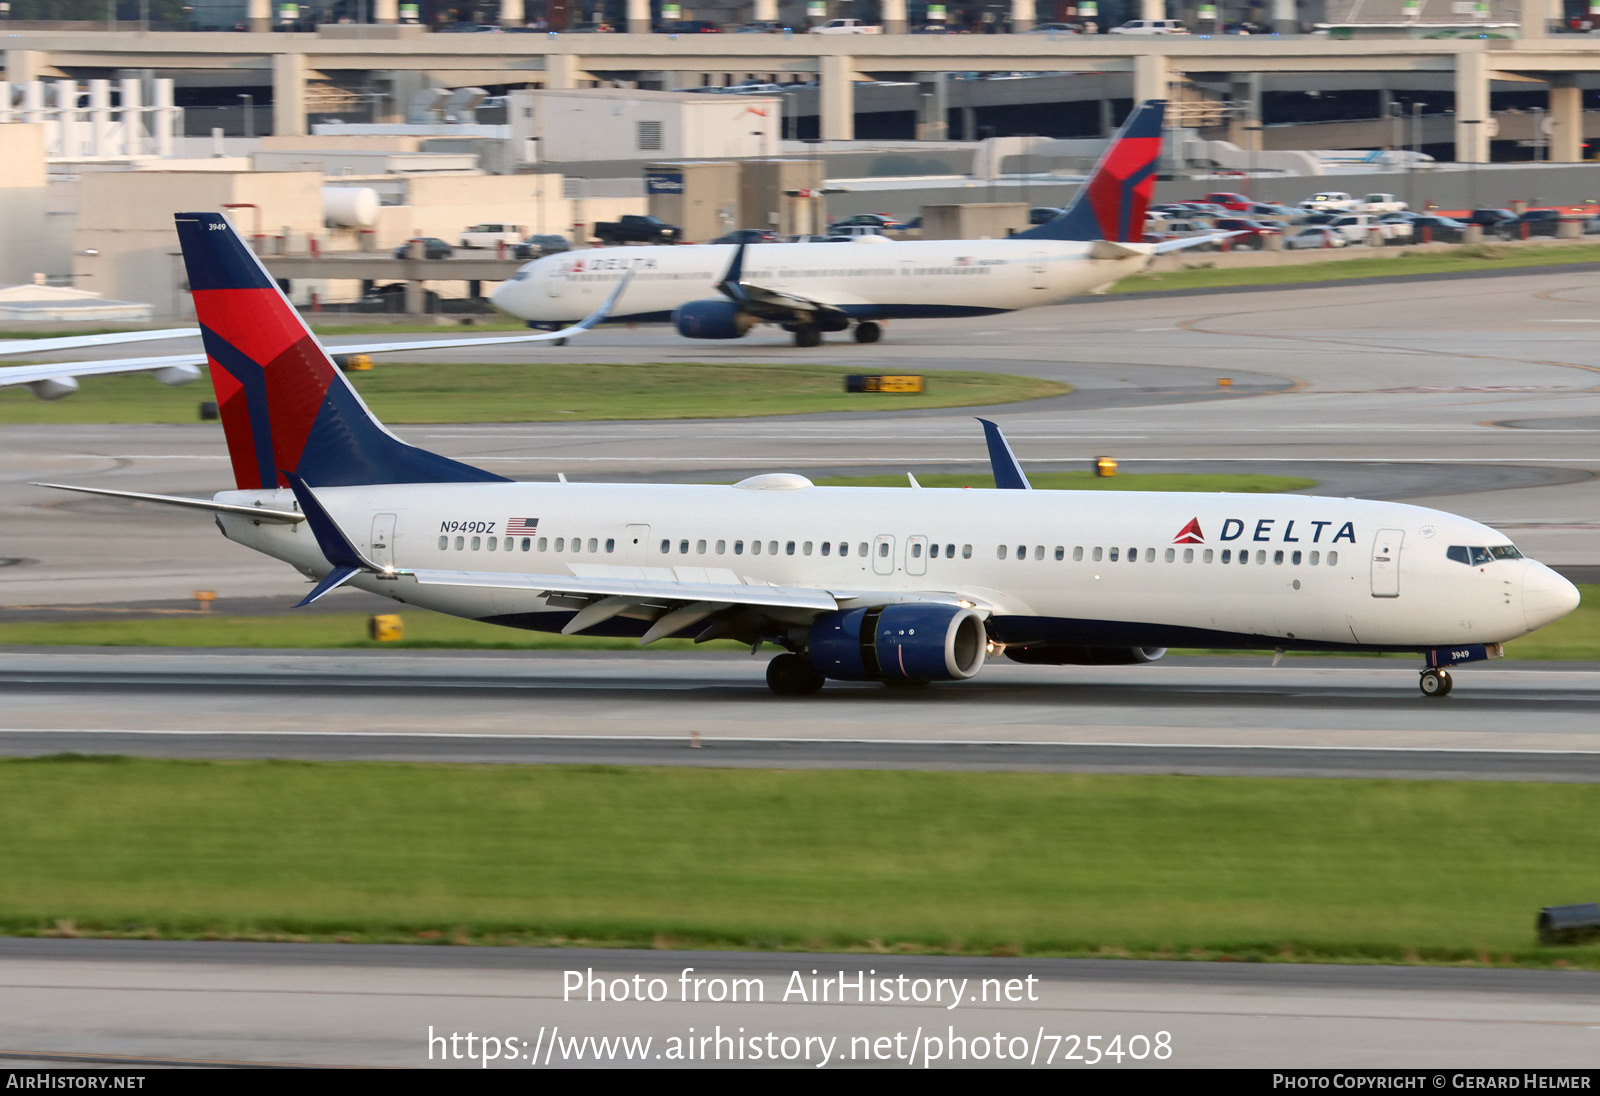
[1523, 562, 1581, 632]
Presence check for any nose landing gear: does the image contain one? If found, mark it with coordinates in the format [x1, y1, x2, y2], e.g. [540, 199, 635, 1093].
[1419, 667, 1453, 697]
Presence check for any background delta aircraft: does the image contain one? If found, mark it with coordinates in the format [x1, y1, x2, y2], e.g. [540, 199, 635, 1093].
[490, 100, 1219, 348]
[36, 212, 1581, 699]
[0, 274, 623, 403]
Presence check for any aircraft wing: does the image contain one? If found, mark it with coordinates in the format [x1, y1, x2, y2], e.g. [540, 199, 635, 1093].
[0, 273, 629, 398]
[1152, 231, 1247, 255]
[0, 328, 199, 357]
[713, 242, 855, 325]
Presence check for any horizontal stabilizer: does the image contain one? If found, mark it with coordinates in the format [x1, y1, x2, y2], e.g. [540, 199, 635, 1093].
[296, 565, 362, 608]
[1088, 240, 1154, 262]
[32, 482, 304, 524]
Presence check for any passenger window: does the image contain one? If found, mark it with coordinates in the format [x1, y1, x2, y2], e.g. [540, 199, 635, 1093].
[911, 543, 922, 558]
[1221, 549, 1231, 563]
[1292, 550, 1302, 565]
[879, 542, 889, 557]
[1109, 547, 1119, 562]
[680, 539, 689, 554]
[696, 539, 706, 554]
[1165, 548, 1175, 563]
[769, 541, 778, 555]
[822, 542, 831, 556]
[1093, 547, 1103, 562]
[1309, 550, 1319, 565]
[752, 541, 762, 555]
[538, 537, 548, 551]
[786, 541, 796, 556]
[1127, 547, 1137, 563]
[1203, 549, 1212, 563]
[734, 540, 744, 554]
[1055, 546, 1064, 561]
[1034, 545, 1044, 560]
[455, 536, 464, 550]
[1183, 548, 1193, 563]
[962, 544, 972, 559]
[1256, 550, 1267, 565]
[605, 538, 614, 553]
[860, 543, 869, 557]
[588, 538, 598, 553]
[1328, 551, 1339, 566]
[996, 545, 1007, 560]
[1145, 548, 1155, 563]
[1274, 550, 1284, 565]
[471, 536, 481, 551]
[555, 537, 564, 551]
[928, 544, 939, 559]
[487, 536, 497, 551]
[659, 539, 669, 554]
[1073, 546, 1083, 561]
[1017, 544, 1026, 560]
[946, 544, 955, 558]
[438, 536, 448, 550]
[715, 540, 725, 554]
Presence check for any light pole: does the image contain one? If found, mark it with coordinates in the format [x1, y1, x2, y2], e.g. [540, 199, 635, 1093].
[1244, 122, 1262, 195]
[1410, 101, 1426, 210]
[238, 93, 254, 139]
[1530, 105, 1544, 162]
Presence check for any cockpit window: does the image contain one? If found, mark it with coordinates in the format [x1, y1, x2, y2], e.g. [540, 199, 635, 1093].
[507, 271, 529, 282]
[1448, 544, 1522, 565]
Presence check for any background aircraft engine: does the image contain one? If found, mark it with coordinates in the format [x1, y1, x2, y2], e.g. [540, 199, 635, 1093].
[1004, 645, 1168, 666]
[808, 604, 988, 682]
[673, 299, 757, 339]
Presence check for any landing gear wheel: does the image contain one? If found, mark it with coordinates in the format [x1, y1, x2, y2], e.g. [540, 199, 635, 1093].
[853, 321, 882, 344]
[767, 653, 825, 696]
[793, 327, 821, 348]
[1419, 668, 1453, 698]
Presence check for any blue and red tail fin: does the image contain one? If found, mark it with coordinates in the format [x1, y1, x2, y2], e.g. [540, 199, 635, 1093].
[175, 211, 507, 490]
[1013, 100, 1166, 244]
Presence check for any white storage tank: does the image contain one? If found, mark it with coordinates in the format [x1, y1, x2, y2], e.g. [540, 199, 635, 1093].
[322, 186, 380, 228]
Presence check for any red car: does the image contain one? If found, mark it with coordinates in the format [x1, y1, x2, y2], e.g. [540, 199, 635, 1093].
[1200, 191, 1254, 211]
[1211, 218, 1283, 249]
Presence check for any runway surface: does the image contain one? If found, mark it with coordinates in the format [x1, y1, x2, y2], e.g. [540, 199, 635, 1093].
[4, 650, 1599, 776]
[2, 939, 1596, 1068]
[5, 267, 1600, 605]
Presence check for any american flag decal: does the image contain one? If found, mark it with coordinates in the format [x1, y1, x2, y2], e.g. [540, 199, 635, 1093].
[506, 517, 539, 535]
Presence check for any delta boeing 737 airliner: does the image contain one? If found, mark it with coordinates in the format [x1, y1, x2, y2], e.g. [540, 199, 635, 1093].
[489, 101, 1217, 348]
[37, 213, 1581, 697]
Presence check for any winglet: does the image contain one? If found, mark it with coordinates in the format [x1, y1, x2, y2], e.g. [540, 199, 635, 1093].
[282, 471, 385, 605]
[715, 243, 748, 303]
[977, 418, 1032, 490]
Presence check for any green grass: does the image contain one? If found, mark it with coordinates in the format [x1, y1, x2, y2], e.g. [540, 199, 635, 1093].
[1114, 242, 1600, 295]
[0, 362, 1068, 425]
[2, 758, 1596, 964]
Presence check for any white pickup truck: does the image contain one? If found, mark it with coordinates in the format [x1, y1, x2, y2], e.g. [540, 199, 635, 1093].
[1300, 191, 1361, 213]
[458, 223, 527, 249]
[1320, 213, 1413, 244]
[1356, 193, 1408, 214]
[809, 18, 882, 33]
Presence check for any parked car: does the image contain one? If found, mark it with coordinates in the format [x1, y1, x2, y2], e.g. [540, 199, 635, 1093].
[511, 234, 571, 260]
[1211, 218, 1284, 249]
[734, 20, 786, 32]
[829, 214, 906, 232]
[1494, 208, 1569, 239]
[1027, 22, 1081, 33]
[593, 214, 682, 245]
[1324, 213, 1410, 244]
[711, 229, 781, 244]
[787, 234, 854, 243]
[1244, 202, 1303, 220]
[825, 224, 889, 238]
[1300, 191, 1361, 213]
[809, 18, 881, 33]
[1200, 191, 1254, 211]
[1403, 214, 1469, 243]
[1462, 208, 1517, 227]
[1356, 193, 1408, 214]
[1146, 218, 1217, 249]
[458, 223, 527, 249]
[655, 19, 722, 32]
[393, 237, 454, 259]
[1285, 226, 1347, 249]
[1108, 18, 1188, 34]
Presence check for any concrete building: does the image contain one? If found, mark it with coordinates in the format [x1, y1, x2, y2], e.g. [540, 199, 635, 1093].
[510, 88, 781, 163]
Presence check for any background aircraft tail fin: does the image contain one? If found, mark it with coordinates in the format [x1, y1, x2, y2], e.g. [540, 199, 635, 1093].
[174, 212, 507, 490]
[1013, 100, 1166, 244]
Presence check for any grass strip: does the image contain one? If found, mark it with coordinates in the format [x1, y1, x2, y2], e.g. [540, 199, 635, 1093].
[0, 362, 1067, 425]
[1113, 242, 1600, 295]
[2, 758, 1597, 966]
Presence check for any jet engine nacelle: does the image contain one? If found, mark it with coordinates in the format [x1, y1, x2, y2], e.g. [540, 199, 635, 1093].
[674, 299, 757, 340]
[27, 376, 79, 401]
[809, 604, 988, 682]
[1004, 645, 1167, 666]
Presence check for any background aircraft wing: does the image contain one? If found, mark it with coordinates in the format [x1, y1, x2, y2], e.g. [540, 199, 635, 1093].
[0, 273, 628, 399]
[0, 328, 199, 357]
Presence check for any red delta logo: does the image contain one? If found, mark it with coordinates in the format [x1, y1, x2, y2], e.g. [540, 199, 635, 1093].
[1172, 518, 1205, 544]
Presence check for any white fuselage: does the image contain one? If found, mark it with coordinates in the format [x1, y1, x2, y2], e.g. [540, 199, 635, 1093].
[487, 239, 1151, 326]
[214, 481, 1576, 652]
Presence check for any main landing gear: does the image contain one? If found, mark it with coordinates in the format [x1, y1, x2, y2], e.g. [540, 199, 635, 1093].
[1419, 668, 1453, 697]
[792, 327, 821, 348]
[767, 652, 825, 696]
[852, 321, 882, 344]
